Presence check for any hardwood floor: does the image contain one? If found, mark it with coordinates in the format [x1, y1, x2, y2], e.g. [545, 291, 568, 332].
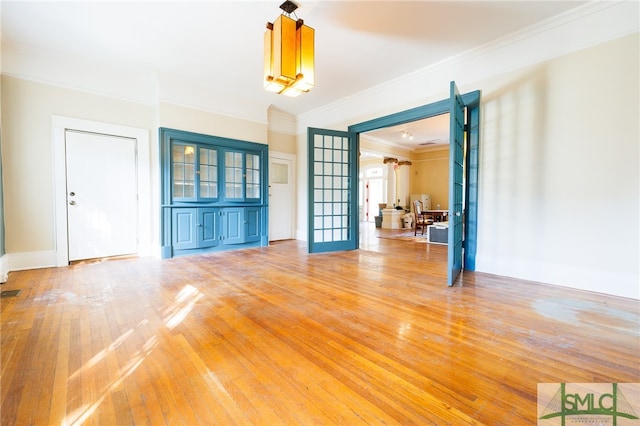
[1, 224, 639, 425]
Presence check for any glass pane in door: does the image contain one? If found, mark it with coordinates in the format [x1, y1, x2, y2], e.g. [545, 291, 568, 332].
[199, 147, 218, 199]
[312, 134, 351, 243]
[173, 144, 195, 198]
[246, 153, 260, 199]
[225, 151, 243, 199]
[271, 162, 288, 184]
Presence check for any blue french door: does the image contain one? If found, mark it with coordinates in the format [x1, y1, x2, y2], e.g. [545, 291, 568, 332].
[307, 128, 358, 253]
[448, 81, 465, 286]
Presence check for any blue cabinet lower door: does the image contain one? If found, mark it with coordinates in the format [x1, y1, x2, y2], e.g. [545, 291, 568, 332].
[245, 207, 261, 243]
[222, 208, 244, 245]
[170, 206, 264, 254]
[173, 208, 220, 251]
[172, 208, 197, 250]
[198, 208, 220, 248]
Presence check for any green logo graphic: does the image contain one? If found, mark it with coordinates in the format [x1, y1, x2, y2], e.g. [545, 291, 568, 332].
[538, 383, 639, 425]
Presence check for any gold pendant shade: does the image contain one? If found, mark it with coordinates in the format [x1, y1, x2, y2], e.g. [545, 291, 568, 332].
[264, 2, 314, 97]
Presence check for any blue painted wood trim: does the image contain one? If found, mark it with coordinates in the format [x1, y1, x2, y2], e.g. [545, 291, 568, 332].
[161, 207, 173, 259]
[347, 90, 481, 273]
[464, 103, 480, 271]
[349, 100, 450, 134]
[307, 127, 314, 247]
[348, 91, 480, 134]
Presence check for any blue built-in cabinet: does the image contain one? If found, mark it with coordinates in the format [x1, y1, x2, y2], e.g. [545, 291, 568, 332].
[160, 128, 269, 258]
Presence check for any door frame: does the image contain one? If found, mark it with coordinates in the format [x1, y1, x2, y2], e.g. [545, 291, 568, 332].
[268, 151, 296, 241]
[359, 164, 386, 223]
[52, 116, 151, 266]
[348, 90, 481, 270]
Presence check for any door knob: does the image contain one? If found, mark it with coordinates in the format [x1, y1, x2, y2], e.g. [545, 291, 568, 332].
[69, 192, 75, 197]
[69, 200, 76, 206]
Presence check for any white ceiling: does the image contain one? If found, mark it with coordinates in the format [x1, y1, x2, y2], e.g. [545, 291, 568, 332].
[1, 0, 589, 149]
[362, 112, 451, 154]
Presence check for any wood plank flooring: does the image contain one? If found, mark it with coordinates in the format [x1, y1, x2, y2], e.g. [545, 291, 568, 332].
[1, 225, 639, 425]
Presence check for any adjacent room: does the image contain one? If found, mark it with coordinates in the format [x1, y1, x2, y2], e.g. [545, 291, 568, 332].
[1, 1, 638, 424]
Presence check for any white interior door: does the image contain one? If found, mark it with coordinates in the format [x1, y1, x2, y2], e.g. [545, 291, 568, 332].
[65, 130, 138, 261]
[367, 178, 384, 222]
[269, 153, 294, 241]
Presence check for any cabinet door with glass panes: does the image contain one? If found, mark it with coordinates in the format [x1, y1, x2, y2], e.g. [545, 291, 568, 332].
[223, 150, 261, 202]
[172, 143, 219, 202]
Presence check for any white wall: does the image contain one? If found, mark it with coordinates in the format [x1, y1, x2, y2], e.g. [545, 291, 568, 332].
[0, 76, 155, 258]
[476, 34, 639, 299]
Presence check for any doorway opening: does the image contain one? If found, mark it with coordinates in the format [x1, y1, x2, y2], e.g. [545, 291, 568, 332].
[349, 88, 480, 273]
[359, 163, 386, 224]
[359, 113, 450, 221]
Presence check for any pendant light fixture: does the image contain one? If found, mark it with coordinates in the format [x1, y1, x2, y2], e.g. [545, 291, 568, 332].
[264, 0, 315, 97]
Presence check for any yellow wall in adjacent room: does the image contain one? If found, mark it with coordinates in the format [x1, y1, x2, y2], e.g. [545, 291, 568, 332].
[410, 148, 449, 210]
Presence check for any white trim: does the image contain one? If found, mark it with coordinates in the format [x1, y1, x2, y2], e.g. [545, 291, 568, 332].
[475, 254, 640, 301]
[268, 151, 296, 241]
[1, 71, 157, 107]
[5, 251, 57, 273]
[52, 116, 152, 266]
[159, 97, 269, 127]
[0, 254, 8, 283]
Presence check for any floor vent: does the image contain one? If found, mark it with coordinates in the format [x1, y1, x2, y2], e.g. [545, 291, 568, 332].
[1, 290, 21, 298]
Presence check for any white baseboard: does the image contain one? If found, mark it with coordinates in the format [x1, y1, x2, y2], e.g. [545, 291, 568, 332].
[0, 255, 8, 283]
[4, 248, 164, 276]
[6, 250, 58, 273]
[475, 255, 639, 300]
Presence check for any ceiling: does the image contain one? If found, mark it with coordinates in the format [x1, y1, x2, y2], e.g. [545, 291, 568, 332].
[362, 113, 450, 154]
[1, 0, 588, 150]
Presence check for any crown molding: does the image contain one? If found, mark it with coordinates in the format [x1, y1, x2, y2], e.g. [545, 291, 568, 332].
[296, 0, 639, 134]
[0, 71, 158, 107]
